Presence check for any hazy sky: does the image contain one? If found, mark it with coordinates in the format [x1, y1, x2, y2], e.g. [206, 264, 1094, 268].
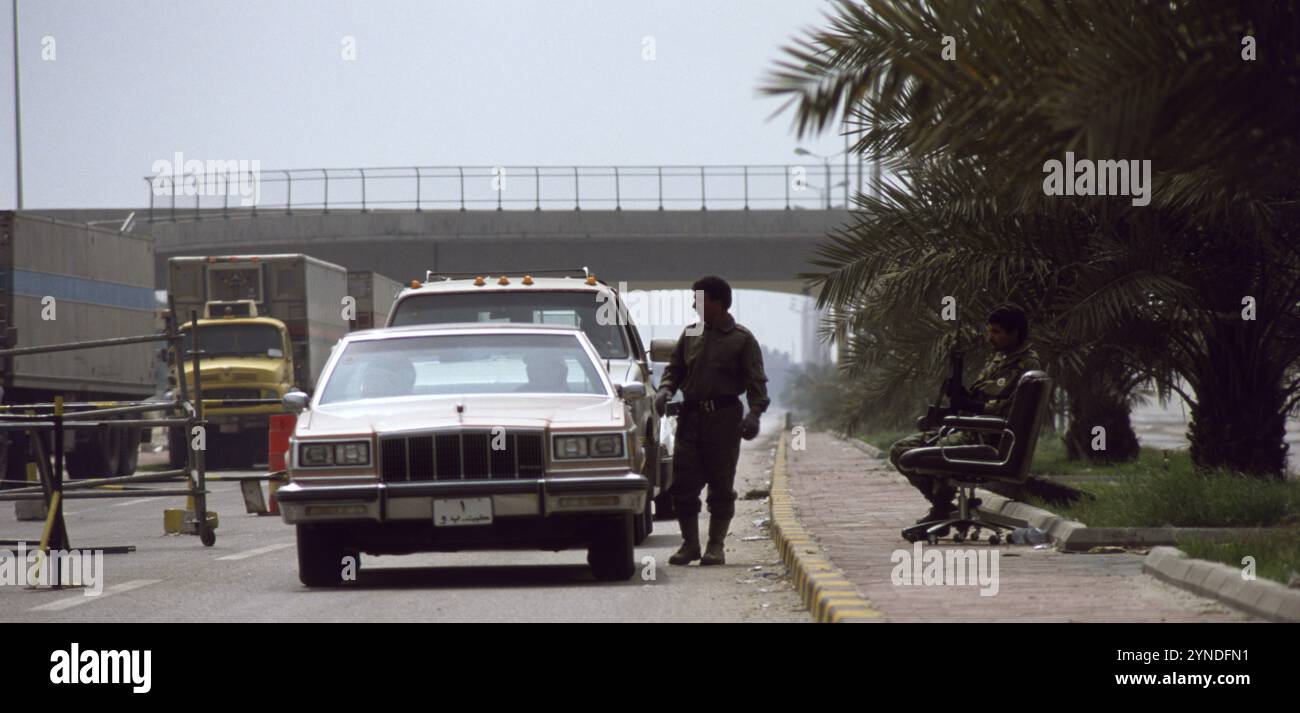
[0, 0, 845, 362]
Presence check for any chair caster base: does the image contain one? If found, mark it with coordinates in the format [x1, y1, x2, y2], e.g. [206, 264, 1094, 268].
[901, 517, 1012, 545]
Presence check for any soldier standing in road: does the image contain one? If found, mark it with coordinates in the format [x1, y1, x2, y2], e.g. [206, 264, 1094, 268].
[890, 303, 1042, 527]
[655, 276, 768, 566]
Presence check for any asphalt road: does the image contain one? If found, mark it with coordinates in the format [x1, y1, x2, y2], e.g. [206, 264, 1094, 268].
[1130, 391, 1300, 475]
[0, 424, 807, 623]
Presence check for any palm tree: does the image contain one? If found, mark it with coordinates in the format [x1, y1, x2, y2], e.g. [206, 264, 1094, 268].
[810, 158, 1173, 461]
[764, 0, 1300, 477]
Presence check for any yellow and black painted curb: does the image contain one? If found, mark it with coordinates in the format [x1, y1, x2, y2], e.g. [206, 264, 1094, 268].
[770, 430, 883, 623]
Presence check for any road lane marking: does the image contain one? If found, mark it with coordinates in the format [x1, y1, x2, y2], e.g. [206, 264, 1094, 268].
[216, 542, 294, 561]
[110, 497, 157, 507]
[30, 579, 161, 612]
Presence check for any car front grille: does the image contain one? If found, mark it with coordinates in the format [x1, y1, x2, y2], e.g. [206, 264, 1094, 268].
[379, 430, 545, 482]
[202, 388, 263, 401]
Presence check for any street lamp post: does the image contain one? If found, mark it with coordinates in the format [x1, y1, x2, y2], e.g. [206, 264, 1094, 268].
[844, 130, 849, 207]
[794, 148, 832, 209]
[12, 0, 22, 210]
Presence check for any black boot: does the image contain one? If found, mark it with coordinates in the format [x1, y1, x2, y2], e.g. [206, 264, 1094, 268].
[915, 503, 954, 524]
[700, 518, 730, 566]
[668, 515, 701, 565]
[915, 504, 952, 537]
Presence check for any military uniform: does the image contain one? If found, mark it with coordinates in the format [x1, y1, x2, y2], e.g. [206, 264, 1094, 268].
[890, 342, 1042, 508]
[659, 313, 769, 521]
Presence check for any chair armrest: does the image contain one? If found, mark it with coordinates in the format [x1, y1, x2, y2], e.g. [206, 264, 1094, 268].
[941, 415, 1007, 433]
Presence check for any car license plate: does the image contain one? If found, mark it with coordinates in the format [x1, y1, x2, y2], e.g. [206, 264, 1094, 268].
[433, 497, 493, 527]
[219, 423, 240, 433]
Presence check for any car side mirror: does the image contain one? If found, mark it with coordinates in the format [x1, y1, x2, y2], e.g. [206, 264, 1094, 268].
[283, 389, 309, 412]
[616, 382, 646, 401]
[649, 338, 676, 363]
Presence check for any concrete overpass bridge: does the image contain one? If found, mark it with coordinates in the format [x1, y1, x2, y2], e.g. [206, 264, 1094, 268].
[42, 165, 867, 363]
[143, 208, 850, 296]
[133, 164, 860, 295]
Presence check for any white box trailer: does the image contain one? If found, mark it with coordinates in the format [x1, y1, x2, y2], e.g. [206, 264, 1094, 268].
[0, 211, 157, 479]
[168, 254, 349, 393]
[346, 271, 403, 331]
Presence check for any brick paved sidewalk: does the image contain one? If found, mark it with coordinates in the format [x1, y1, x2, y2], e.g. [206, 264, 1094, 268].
[787, 431, 1252, 622]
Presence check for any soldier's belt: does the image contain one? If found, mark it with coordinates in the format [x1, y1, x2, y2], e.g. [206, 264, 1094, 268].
[678, 395, 741, 414]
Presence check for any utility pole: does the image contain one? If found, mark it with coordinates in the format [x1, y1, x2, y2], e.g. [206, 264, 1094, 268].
[843, 126, 849, 207]
[857, 155, 863, 200]
[12, 0, 22, 210]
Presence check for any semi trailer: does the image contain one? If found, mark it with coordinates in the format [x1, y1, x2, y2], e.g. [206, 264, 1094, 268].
[0, 211, 157, 481]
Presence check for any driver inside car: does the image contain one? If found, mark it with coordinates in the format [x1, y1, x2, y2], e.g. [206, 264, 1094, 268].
[359, 356, 416, 399]
[517, 353, 569, 393]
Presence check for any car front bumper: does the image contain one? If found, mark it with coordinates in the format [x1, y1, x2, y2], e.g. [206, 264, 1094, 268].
[276, 473, 649, 525]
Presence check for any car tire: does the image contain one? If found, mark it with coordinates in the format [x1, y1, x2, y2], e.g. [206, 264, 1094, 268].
[587, 514, 636, 581]
[116, 427, 141, 476]
[633, 487, 653, 545]
[202, 441, 226, 471]
[204, 432, 236, 471]
[2, 433, 27, 487]
[296, 525, 347, 587]
[633, 453, 654, 545]
[66, 428, 120, 479]
[242, 427, 269, 469]
[167, 426, 188, 469]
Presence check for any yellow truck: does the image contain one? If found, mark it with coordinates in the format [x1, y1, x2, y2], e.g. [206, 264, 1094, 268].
[166, 255, 350, 468]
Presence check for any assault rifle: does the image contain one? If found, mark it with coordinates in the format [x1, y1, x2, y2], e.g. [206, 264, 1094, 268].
[918, 330, 965, 431]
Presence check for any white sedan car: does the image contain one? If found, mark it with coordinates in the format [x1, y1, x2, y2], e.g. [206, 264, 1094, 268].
[275, 323, 650, 585]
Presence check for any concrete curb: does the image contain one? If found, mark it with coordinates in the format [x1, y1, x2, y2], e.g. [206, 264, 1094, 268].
[848, 438, 886, 459]
[977, 493, 1087, 545]
[770, 431, 882, 623]
[1143, 546, 1300, 622]
[1057, 526, 1296, 552]
[978, 494, 1294, 552]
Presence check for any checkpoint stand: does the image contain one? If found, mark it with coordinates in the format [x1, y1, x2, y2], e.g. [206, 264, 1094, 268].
[0, 300, 212, 564]
[0, 302, 277, 590]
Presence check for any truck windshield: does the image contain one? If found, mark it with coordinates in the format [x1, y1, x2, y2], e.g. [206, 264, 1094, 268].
[181, 323, 283, 358]
[319, 333, 608, 404]
[388, 292, 630, 359]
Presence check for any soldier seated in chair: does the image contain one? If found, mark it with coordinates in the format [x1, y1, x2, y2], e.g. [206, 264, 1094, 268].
[890, 304, 1042, 528]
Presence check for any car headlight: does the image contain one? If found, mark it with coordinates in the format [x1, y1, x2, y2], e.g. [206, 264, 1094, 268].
[298, 440, 371, 467]
[553, 434, 624, 460]
[589, 435, 623, 457]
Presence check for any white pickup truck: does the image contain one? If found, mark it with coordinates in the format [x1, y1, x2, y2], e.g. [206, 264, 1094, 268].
[384, 269, 676, 545]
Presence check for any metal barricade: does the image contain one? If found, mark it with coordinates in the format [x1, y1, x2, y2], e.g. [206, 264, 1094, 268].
[0, 298, 284, 586]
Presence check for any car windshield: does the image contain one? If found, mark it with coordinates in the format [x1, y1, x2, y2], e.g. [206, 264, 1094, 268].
[387, 291, 631, 359]
[181, 323, 282, 358]
[318, 332, 609, 405]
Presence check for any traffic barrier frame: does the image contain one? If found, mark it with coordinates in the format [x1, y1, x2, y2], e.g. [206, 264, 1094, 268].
[0, 298, 230, 587]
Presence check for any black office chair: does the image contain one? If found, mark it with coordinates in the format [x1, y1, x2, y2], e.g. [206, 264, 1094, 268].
[899, 370, 1052, 545]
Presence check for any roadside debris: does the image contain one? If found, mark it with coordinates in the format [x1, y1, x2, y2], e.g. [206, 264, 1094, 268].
[741, 486, 771, 500]
[1009, 527, 1048, 545]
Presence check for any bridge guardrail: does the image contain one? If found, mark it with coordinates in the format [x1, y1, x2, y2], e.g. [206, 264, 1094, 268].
[142, 163, 873, 222]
